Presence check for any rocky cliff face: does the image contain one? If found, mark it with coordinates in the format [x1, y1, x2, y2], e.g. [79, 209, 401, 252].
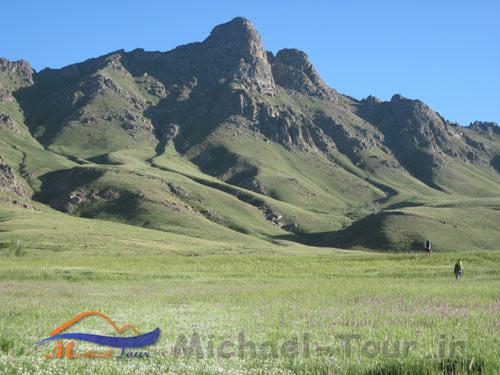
[0, 58, 34, 88]
[469, 121, 500, 136]
[358, 94, 456, 155]
[354, 93, 498, 185]
[107, 17, 275, 96]
[0, 157, 27, 197]
[269, 48, 336, 101]
[0, 59, 34, 134]
[202, 17, 275, 94]
[0, 113, 20, 134]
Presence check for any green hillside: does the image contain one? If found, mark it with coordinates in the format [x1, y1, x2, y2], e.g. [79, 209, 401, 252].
[0, 17, 499, 253]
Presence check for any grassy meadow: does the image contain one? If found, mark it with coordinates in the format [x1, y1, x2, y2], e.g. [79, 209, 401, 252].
[0, 206, 499, 374]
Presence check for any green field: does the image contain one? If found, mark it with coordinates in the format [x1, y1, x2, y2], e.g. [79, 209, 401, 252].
[0, 206, 498, 374]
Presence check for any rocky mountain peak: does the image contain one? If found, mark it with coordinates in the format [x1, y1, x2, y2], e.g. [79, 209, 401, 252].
[202, 17, 275, 94]
[269, 48, 336, 100]
[363, 95, 382, 104]
[389, 93, 405, 103]
[0, 58, 34, 87]
[206, 17, 259, 44]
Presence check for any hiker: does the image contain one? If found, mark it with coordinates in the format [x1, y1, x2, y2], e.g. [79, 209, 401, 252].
[424, 240, 432, 256]
[454, 260, 463, 280]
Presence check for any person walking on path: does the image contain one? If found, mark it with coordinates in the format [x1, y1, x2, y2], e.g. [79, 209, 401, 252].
[454, 260, 464, 280]
[424, 240, 432, 256]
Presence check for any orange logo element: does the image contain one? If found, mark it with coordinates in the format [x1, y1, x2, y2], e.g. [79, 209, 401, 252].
[50, 311, 141, 336]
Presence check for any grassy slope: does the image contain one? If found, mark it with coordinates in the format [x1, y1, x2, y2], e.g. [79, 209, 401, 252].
[3, 116, 499, 251]
[0, 204, 294, 257]
[45, 66, 158, 159]
[321, 201, 500, 251]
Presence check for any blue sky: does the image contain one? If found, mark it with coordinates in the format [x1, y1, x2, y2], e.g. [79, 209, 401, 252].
[1, 0, 498, 124]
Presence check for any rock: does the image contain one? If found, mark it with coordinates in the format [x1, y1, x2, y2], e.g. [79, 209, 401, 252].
[95, 189, 121, 201]
[142, 78, 168, 98]
[358, 94, 455, 155]
[167, 182, 187, 198]
[0, 157, 26, 196]
[199, 209, 223, 223]
[469, 121, 500, 136]
[270, 48, 336, 101]
[465, 150, 480, 163]
[158, 124, 180, 142]
[0, 58, 34, 86]
[0, 113, 20, 134]
[0, 86, 14, 102]
[364, 95, 382, 104]
[51, 188, 123, 214]
[203, 17, 275, 94]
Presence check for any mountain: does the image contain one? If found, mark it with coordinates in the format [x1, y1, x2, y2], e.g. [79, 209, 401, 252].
[1, 17, 499, 251]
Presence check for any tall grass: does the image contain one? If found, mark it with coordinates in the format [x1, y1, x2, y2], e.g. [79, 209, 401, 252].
[0, 249, 498, 374]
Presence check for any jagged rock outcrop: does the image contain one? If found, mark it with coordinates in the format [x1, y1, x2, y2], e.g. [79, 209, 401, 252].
[269, 48, 336, 101]
[0, 84, 14, 102]
[50, 188, 123, 215]
[109, 17, 275, 96]
[359, 94, 455, 153]
[157, 123, 180, 142]
[312, 112, 379, 161]
[0, 58, 34, 88]
[469, 121, 500, 136]
[256, 105, 315, 151]
[0, 157, 26, 197]
[202, 17, 275, 94]
[354, 94, 497, 186]
[0, 113, 20, 134]
[356, 94, 490, 165]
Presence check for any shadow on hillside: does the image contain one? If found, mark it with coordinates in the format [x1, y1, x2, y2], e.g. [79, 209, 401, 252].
[87, 154, 123, 165]
[270, 211, 424, 251]
[33, 167, 105, 206]
[491, 155, 500, 173]
[13, 72, 96, 146]
[398, 150, 445, 192]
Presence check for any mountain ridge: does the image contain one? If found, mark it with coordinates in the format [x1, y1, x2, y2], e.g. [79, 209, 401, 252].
[0, 17, 499, 251]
